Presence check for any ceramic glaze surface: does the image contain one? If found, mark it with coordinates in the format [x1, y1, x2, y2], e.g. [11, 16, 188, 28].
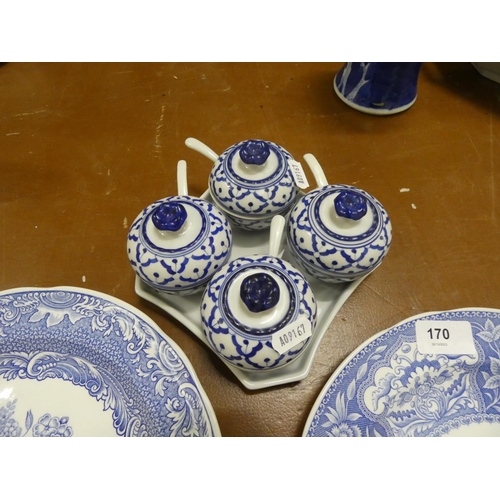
[127, 195, 232, 295]
[209, 140, 298, 228]
[304, 309, 500, 437]
[218, 203, 296, 231]
[211, 196, 297, 231]
[201, 255, 317, 371]
[240, 272, 281, 313]
[334, 62, 423, 115]
[135, 190, 366, 390]
[287, 185, 392, 283]
[0, 288, 220, 437]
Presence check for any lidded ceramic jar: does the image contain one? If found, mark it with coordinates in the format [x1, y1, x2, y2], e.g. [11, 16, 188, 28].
[127, 161, 233, 295]
[185, 137, 299, 230]
[200, 216, 317, 371]
[287, 154, 392, 283]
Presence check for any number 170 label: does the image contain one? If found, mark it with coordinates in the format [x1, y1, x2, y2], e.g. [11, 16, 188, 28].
[415, 320, 476, 355]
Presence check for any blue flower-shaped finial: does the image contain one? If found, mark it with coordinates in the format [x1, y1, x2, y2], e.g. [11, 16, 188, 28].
[239, 140, 271, 165]
[334, 191, 368, 220]
[152, 202, 188, 231]
[240, 272, 280, 313]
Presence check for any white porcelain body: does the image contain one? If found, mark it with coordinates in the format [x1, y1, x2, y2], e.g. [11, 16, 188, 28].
[127, 195, 233, 295]
[209, 140, 299, 230]
[287, 184, 392, 283]
[210, 195, 299, 231]
[200, 254, 317, 371]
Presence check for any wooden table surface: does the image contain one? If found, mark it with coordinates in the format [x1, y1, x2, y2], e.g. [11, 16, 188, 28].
[1, 62, 499, 437]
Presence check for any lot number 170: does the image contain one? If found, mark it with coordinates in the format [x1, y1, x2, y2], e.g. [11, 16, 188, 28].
[427, 327, 450, 340]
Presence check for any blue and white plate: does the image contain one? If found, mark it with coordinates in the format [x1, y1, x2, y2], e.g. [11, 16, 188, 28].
[304, 308, 500, 437]
[0, 287, 220, 437]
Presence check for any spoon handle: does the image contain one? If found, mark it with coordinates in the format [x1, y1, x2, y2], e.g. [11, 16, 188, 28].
[268, 215, 286, 257]
[177, 160, 188, 196]
[185, 137, 219, 163]
[303, 153, 329, 188]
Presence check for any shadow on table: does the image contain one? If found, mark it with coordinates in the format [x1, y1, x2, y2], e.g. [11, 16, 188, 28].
[422, 61, 500, 117]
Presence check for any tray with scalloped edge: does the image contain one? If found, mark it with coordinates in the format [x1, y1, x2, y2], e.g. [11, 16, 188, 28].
[135, 190, 367, 390]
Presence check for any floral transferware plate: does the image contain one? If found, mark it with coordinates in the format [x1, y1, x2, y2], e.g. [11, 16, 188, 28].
[303, 308, 500, 437]
[0, 287, 220, 437]
[135, 190, 366, 391]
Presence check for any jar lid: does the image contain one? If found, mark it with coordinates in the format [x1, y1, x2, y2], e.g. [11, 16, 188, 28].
[201, 254, 317, 370]
[287, 184, 392, 282]
[127, 195, 232, 294]
[220, 260, 295, 335]
[209, 140, 298, 218]
[303, 185, 386, 244]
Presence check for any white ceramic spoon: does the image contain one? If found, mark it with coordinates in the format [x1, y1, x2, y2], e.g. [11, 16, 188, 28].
[268, 214, 286, 258]
[176, 160, 189, 196]
[302, 153, 329, 189]
[185, 137, 219, 163]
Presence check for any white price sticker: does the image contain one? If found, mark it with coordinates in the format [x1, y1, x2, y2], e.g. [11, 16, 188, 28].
[271, 317, 312, 354]
[415, 320, 476, 355]
[289, 160, 310, 190]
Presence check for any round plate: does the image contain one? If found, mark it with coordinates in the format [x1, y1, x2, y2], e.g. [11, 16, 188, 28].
[0, 287, 220, 437]
[304, 308, 500, 437]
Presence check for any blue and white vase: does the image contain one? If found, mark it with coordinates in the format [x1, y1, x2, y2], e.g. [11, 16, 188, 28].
[287, 154, 392, 283]
[127, 161, 233, 295]
[334, 62, 423, 115]
[186, 137, 299, 230]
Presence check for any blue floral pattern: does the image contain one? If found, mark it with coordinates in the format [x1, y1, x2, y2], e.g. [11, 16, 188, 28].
[201, 255, 317, 371]
[0, 289, 219, 437]
[287, 185, 392, 283]
[209, 140, 298, 229]
[127, 196, 232, 295]
[33, 414, 73, 437]
[0, 400, 22, 437]
[0, 399, 73, 437]
[305, 310, 500, 437]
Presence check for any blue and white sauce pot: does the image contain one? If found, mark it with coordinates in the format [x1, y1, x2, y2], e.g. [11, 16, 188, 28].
[185, 137, 299, 231]
[287, 154, 392, 283]
[201, 216, 317, 371]
[127, 161, 233, 295]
